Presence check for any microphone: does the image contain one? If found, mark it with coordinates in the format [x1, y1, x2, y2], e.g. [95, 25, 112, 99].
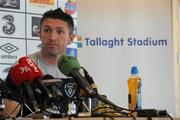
[10, 63, 33, 86]
[57, 54, 97, 98]
[80, 67, 98, 92]
[19, 56, 41, 75]
[10, 63, 38, 108]
[19, 56, 53, 99]
[57, 55, 127, 116]
[43, 74, 63, 101]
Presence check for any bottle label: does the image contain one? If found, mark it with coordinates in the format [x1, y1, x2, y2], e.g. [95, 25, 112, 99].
[128, 77, 142, 111]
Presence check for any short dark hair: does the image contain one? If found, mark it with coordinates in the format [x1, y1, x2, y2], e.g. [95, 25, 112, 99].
[40, 8, 74, 34]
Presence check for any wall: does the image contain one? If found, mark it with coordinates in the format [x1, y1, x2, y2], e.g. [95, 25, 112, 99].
[172, 0, 180, 117]
[0, 0, 78, 79]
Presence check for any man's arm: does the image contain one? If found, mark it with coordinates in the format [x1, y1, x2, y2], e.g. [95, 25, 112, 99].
[4, 99, 21, 118]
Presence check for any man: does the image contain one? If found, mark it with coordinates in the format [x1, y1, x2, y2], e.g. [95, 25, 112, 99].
[28, 7, 74, 78]
[4, 8, 75, 118]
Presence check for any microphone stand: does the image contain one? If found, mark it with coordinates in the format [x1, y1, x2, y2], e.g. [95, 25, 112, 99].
[76, 84, 128, 117]
[78, 68, 129, 117]
[96, 94, 128, 115]
[89, 91, 129, 117]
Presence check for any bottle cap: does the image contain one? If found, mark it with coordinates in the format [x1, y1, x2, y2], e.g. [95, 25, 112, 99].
[131, 66, 139, 75]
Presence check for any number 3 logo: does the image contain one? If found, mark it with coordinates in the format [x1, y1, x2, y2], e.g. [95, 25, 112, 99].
[2, 15, 15, 34]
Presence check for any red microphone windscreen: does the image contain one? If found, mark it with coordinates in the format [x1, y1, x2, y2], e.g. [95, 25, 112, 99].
[10, 63, 33, 86]
[19, 56, 43, 79]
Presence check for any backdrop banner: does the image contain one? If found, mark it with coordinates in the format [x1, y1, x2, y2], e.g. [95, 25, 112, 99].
[77, 0, 175, 116]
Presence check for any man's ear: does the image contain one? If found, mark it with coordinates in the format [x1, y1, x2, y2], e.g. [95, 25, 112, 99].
[68, 34, 75, 44]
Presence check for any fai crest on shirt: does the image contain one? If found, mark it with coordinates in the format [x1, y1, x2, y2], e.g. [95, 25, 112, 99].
[64, 82, 76, 98]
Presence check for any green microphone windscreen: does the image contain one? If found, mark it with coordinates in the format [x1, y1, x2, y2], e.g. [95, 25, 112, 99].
[58, 54, 80, 76]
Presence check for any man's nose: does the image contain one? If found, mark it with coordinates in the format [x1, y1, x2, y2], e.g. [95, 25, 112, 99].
[50, 31, 58, 40]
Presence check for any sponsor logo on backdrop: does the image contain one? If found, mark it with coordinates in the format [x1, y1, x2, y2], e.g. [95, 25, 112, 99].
[0, 0, 20, 9]
[32, 17, 41, 37]
[78, 36, 168, 48]
[0, 43, 19, 60]
[29, 0, 55, 6]
[3, 67, 11, 74]
[77, 35, 83, 48]
[2, 15, 16, 34]
[0, 43, 18, 54]
[37, 43, 42, 49]
[66, 47, 77, 58]
[64, 0, 76, 15]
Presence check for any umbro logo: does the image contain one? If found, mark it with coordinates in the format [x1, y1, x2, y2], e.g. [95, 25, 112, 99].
[0, 43, 19, 54]
[0, 0, 20, 9]
[3, 67, 10, 73]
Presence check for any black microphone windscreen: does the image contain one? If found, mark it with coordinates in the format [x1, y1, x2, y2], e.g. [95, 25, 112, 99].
[43, 74, 54, 79]
[42, 74, 62, 85]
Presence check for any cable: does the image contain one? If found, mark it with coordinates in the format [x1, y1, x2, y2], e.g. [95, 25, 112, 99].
[166, 112, 173, 120]
[78, 68, 174, 120]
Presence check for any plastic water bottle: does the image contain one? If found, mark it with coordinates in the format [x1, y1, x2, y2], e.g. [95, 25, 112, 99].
[68, 101, 77, 115]
[128, 66, 142, 112]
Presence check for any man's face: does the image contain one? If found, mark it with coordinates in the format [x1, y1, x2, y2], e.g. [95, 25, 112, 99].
[39, 18, 74, 57]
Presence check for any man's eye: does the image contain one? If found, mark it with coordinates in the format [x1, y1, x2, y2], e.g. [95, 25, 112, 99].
[57, 30, 64, 35]
[44, 28, 51, 33]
